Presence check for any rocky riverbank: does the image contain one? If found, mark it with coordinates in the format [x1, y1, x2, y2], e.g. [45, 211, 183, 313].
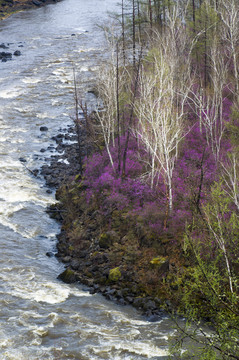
[39, 123, 186, 321]
[39, 127, 175, 321]
[0, 0, 60, 20]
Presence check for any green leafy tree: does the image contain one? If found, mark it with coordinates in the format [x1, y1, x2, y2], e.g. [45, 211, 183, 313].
[170, 180, 239, 359]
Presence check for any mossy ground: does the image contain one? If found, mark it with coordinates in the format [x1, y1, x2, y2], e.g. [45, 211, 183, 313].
[54, 181, 190, 312]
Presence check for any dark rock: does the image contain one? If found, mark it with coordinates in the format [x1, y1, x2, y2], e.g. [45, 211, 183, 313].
[47, 144, 55, 150]
[57, 268, 77, 283]
[115, 290, 123, 299]
[99, 231, 120, 249]
[41, 167, 50, 175]
[0, 44, 8, 49]
[93, 253, 109, 265]
[52, 134, 63, 140]
[70, 259, 80, 270]
[93, 284, 100, 292]
[143, 300, 156, 311]
[106, 288, 117, 296]
[13, 50, 21, 56]
[46, 251, 54, 257]
[32, 0, 42, 5]
[79, 250, 88, 258]
[40, 148, 46, 153]
[0, 52, 12, 60]
[102, 268, 109, 277]
[38, 235, 48, 239]
[98, 276, 107, 283]
[105, 293, 116, 301]
[61, 256, 71, 263]
[99, 286, 106, 293]
[81, 278, 94, 286]
[147, 314, 162, 322]
[91, 264, 99, 273]
[19, 157, 27, 163]
[85, 260, 93, 267]
[40, 126, 48, 131]
[118, 298, 127, 305]
[133, 297, 144, 308]
[125, 296, 134, 304]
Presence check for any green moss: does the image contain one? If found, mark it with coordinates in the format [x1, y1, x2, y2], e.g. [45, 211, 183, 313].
[99, 233, 111, 249]
[57, 268, 76, 283]
[109, 267, 121, 282]
[150, 256, 168, 266]
[92, 251, 99, 257]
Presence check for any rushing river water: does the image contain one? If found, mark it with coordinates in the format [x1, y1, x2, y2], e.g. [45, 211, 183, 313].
[0, 1, 175, 358]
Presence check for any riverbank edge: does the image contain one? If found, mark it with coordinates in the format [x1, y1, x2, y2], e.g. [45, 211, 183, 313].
[40, 125, 184, 321]
[0, 0, 61, 20]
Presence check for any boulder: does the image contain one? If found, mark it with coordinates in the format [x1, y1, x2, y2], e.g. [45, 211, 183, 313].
[57, 268, 77, 283]
[0, 52, 12, 61]
[40, 126, 48, 131]
[46, 251, 54, 257]
[61, 256, 71, 263]
[108, 267, 121, 282]
[143, 299, 156, 311]
[70, 259, 80, 270]
[0, 44, 8, 49]
[99, 231, 120, 249]
[13, 50, 21, 56]
[133, 297, 144, 308]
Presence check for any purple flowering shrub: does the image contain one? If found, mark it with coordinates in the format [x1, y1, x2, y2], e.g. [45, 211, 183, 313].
[84, 136, 155, 210]
[81, 97, 234, 243]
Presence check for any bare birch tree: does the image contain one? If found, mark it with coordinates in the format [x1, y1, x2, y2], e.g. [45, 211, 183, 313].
[95, 33, 127, 171]
[221, 152, 239, 211]
[190, 36, 228, 162]
[134, 17, 191, 215]
[218, 0, 239, 103]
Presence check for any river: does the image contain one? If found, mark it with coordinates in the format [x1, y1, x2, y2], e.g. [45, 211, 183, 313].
[0, 1, 174, 358]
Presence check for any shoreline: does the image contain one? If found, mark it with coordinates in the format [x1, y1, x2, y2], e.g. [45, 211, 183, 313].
[0, 0, 60, 20]
[40, 125, 168, 321]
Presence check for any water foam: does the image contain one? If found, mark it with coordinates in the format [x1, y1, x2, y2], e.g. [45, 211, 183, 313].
[0, 88, 24, 99]
[21, 78, 41, 84]
[89, 342, 168, 358]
